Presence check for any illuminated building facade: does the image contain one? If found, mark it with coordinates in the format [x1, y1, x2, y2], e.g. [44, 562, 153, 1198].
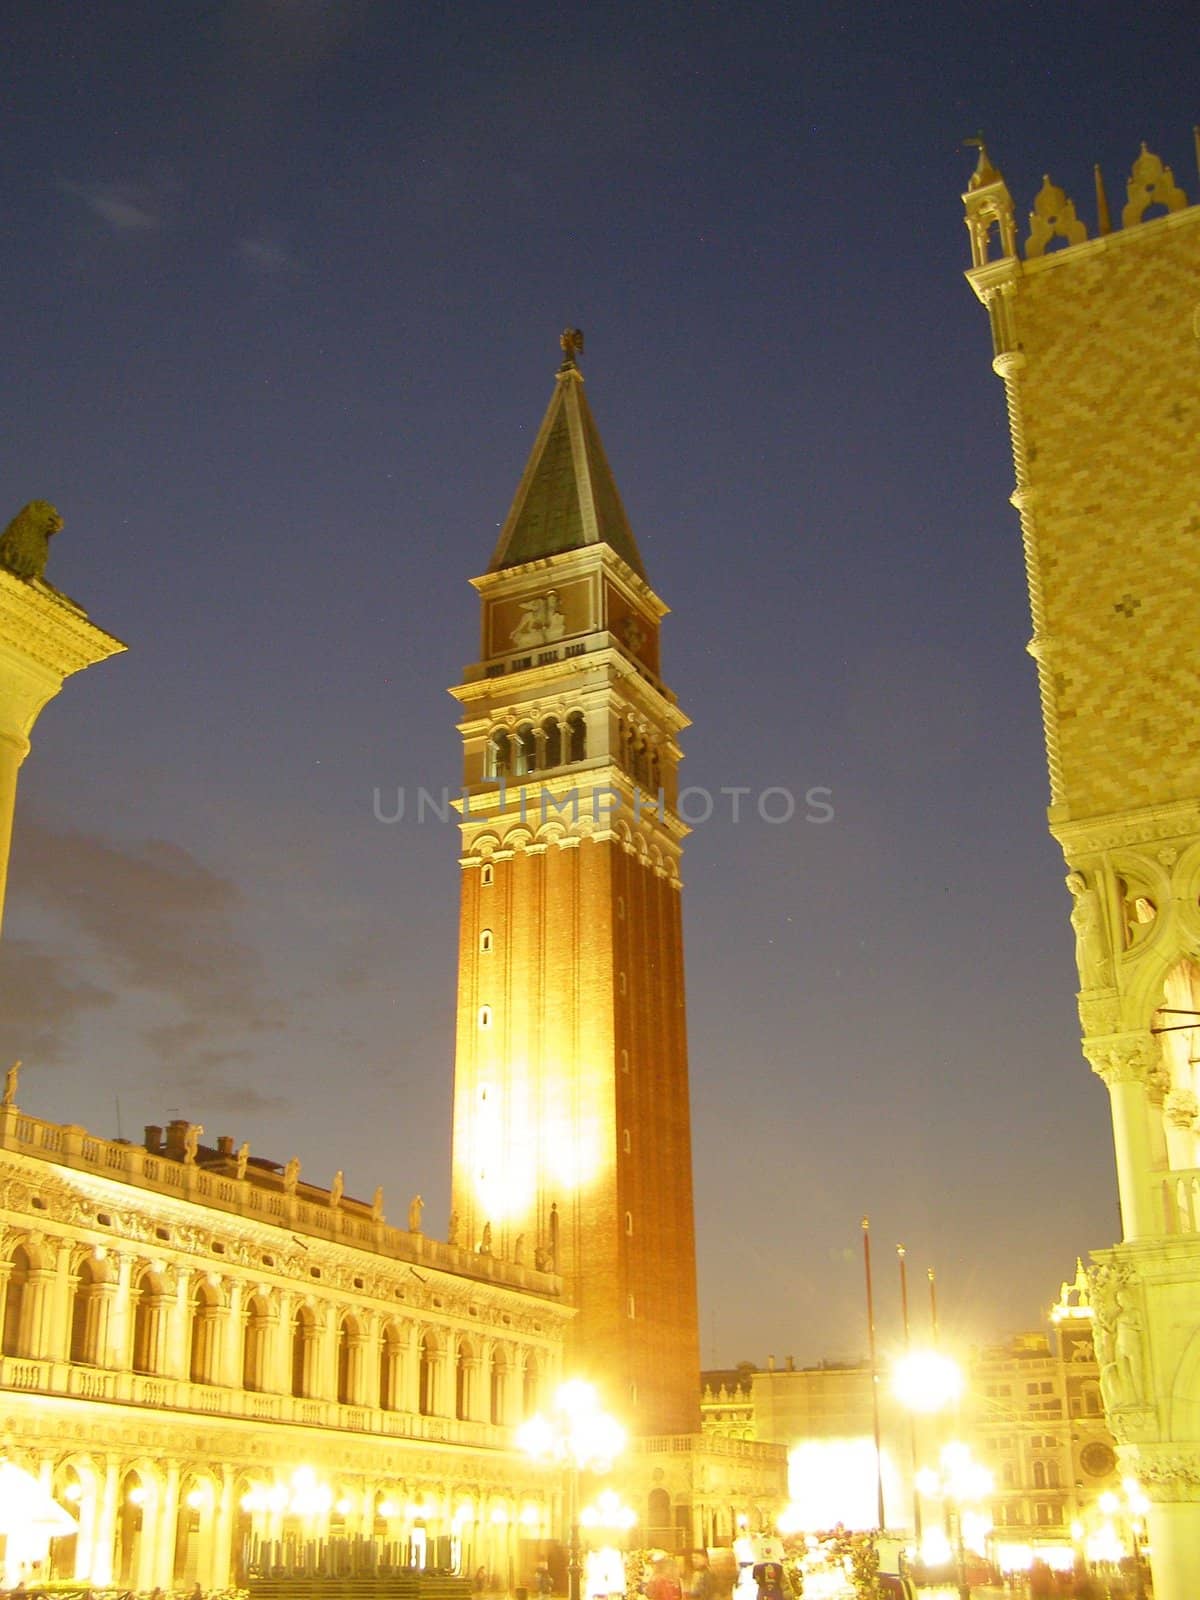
[0, 1112, 570, 1590]
[701, 1289, 1123, 1567]
[448, 334, 701, 1438]
[0, 544, 123, 932]
[965, 130, 1200, 1598]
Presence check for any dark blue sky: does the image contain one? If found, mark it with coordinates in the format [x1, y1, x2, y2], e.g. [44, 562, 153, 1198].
[2, 1, 1197, 1368]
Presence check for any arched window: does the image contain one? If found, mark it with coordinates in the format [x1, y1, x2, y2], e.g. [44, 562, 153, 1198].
[515, 724, 537, 776]
[481, 862, 494, 887]
[243, 1294, 271, 1392]
[647, 1487, 671, 1539]
[132, 1272, 166, 1375]
[189, 1279, 223, 1385]
[291, 1305, 317, 1398]
[485, 730, 511, 780]
[490, 1348, 507, 1424]
[338, 1315, 362, 1405]
[522, 1353, 539, 1417]
[542, 717, 562, 769]
[480, 929, 493, 953]
[419, 1332, 437, 1416]
[72, 1257, 108, 1367]
[456, 1339, 473, 1421]
[567, 712, 586, 763]
[1033, 1461, 1046, 1489]
[379, 1323, 402, 1412]
[2, 1244, 30, 1357]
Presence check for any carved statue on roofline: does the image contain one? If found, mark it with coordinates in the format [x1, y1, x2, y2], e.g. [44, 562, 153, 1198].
[0, 502, 62, 581]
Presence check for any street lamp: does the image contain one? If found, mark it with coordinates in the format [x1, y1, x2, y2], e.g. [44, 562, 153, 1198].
[893, 1349, 964, 1563]
[916, 1443, 993, 1600]
[517, 1380, 625, 1600]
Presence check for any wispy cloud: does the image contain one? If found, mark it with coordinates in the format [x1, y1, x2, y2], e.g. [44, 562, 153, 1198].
[236, 235, 301, 275]
[8, 822, 284, 1100]
[0, 939, 116, 1065]
[59, 179, 161, 233]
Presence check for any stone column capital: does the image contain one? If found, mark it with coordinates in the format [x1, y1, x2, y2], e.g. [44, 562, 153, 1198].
[1084, 1032, 1164, 1090]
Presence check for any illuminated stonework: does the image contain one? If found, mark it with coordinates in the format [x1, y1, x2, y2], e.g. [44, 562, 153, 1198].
[965, 131, 1200, 1600]
[0, 1111, 569, 1589]
[0, 563, 124, 931]
[448, 345, 701, 1437]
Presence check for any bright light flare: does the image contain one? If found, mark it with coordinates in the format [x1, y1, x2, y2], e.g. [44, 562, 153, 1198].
[518, 1379, 626, 1472]
[893, 1350, 964, 1413]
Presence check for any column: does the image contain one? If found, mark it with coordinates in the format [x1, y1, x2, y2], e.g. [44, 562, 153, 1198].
[1089, 1038, 1159, 1241]
[156, 1461, 181, 1589]
[91, 1458, 119, 1586]
[1147, 1499, 1200, 1600]
[211, 1465, 236, 1587]
[0, 564, 124, 933]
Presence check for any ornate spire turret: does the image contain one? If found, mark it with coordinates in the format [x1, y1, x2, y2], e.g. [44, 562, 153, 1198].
[962, 137, 1017, 268]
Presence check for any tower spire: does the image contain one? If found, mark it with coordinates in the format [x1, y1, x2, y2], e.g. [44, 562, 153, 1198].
[487, 332, 647, 580]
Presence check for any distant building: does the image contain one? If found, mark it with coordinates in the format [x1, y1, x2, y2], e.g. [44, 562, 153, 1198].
[701, 1279, 1122, 1568]
[0, 1112, 569, 1590]
[964, 128, 1200, 1600]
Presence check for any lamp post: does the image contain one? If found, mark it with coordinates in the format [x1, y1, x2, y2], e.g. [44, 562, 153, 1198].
[893, 1348, 964, 1565]
[517, 1380, 625, 1600]
[917, 1444, 991, 1600]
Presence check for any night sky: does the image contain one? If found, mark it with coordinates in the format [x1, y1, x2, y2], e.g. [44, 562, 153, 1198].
[2, 2, 1197, 1375]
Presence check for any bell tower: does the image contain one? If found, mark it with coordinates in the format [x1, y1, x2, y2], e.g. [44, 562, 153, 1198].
[449, 333, 701, 1435]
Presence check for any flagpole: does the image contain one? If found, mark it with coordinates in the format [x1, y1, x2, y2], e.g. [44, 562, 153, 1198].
[898, 1245, 922, 1546]
[862, 1217, 886, 1530]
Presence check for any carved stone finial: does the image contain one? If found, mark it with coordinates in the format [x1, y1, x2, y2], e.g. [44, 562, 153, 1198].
[559, 328, 584, 370]
[2, 1060, 19, 1109]
[0, 502, 62, 582]
[1026, 175, 1088, 258]
[1121, 143, 1188, 228]
[330, 1169, 344, 1209]
[965, 135, 1001, 192]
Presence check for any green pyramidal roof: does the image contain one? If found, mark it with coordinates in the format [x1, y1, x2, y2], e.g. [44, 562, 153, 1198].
[488, 362, 647, 580]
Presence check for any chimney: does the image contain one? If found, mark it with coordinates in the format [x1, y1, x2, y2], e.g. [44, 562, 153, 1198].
[217, 1135, 234, 1157]
[767, 1354, 775, 1372]
[144, 1125, 163, 1154]
[165, 1119, 189, 1157]
[786, 1355, 795, 1372]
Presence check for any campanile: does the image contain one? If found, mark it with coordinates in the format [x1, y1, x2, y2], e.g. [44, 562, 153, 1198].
[449, 333, 701, 1435]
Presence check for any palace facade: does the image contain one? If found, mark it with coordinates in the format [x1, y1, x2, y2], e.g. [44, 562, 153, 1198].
[965, 130, 1200, 1599]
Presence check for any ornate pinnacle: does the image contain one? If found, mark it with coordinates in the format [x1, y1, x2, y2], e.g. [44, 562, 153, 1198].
[559, 327, 585, 370]
[964, 133, 1002, 191]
